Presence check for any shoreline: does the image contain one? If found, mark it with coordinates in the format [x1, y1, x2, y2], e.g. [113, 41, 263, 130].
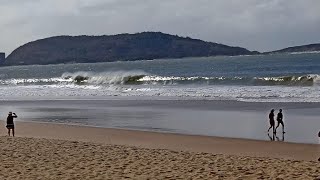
[2, 98, 320, 110]
[4, 119, 320, 146]
[4, 96, 320, 103]
[1, 120, 319, 161]
[1, 98, 320, 144]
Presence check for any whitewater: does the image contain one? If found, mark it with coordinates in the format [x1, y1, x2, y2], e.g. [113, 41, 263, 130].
[1, 53, 320, 102]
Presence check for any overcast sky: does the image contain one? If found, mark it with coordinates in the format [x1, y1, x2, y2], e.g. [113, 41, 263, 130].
[0, 0, 319, 54]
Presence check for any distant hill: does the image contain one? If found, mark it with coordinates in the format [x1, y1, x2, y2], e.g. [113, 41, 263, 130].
[265, 44, 320, 54]
[3, 32, 254, 66]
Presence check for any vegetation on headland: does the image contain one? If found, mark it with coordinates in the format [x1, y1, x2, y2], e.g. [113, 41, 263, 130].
[2, 32, 319, 66]
[264, 44, 320, 55]
[3, 32, 253, 66]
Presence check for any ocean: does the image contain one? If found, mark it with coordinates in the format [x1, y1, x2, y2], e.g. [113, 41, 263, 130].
[1, 53, 320, 143]
[1, 53, 320, 102]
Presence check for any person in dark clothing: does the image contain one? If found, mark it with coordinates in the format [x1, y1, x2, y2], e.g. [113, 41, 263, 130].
[267, 109, 275, 133]
[6, 112, 18, 137]
[267, 131, 275, 141]
[275, 109, 285, 133]
[276, 132, 285, 142]
[318, 131, 320, 161]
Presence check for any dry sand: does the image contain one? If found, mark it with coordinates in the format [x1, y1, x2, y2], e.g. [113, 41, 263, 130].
[0, 121, 319, 179]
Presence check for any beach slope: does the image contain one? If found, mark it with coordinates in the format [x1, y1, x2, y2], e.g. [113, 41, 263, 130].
[0, 121, 319, 179]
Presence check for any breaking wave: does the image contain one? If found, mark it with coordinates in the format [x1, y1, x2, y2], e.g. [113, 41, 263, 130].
[252, 75, 319, 86]
[1, 71, 320, 87]
[61, 71, 147, 85]
[138, 74, 320, 86]
[0, 77, 72, 85]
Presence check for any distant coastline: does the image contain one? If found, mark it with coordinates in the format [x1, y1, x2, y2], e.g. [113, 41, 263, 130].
[1, 32, 319, 66]
[263, 43, 320, 55]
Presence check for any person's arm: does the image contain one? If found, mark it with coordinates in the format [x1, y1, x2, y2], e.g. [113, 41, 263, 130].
[13, 113, 18, 118]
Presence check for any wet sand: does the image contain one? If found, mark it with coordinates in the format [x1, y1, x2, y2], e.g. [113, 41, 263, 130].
[1, 99, 320, 144]
[0, 121, 319, 179]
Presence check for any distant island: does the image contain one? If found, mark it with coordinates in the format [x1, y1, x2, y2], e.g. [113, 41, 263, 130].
[4, 32, 254, 65]
[1, 32, 319, 66]
[265, 44, 320, 54]
[3, 32, 253, 66]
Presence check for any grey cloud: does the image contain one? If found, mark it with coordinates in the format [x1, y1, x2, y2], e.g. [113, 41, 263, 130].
[0, 0, 319, 54]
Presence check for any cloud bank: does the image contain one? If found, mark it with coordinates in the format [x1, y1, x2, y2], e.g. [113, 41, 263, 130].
[0, 0, 319, 54]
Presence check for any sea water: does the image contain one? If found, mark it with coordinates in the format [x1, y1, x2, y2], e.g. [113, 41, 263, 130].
[1, 53, 320, 143]
[1, 53, 320, 102]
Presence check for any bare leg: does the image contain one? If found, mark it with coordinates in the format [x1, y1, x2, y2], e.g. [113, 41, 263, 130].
[282, 122, 285, 133]
[267, 133, 272, 141]
[275, 122, 280, 131]
[273, 125, 275, 133]
[12, 128, 15, 137]
[7, 129, 10, 136]
[272, 132, 275, 141]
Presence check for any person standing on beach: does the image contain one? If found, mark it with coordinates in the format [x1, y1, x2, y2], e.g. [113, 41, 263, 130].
[6, 112, 18, 137]
[318, 131, 320, 161]
[275, 109, 285, 133]
[267, 109, 275, 133]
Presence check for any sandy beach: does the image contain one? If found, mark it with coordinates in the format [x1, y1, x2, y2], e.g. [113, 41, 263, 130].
[1, 1, 320, 179]
[0, 121, 319, 179]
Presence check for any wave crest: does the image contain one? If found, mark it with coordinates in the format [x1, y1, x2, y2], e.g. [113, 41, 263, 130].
[0, 77, 71, 85]
[137, 74, 320, 86]
[253, 74, 318, 86]
[61, 71, 147, 85]
[1, 72, 319, 87]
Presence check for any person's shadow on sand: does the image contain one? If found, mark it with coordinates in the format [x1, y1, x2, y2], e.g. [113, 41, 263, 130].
[268, 132, 285, 142]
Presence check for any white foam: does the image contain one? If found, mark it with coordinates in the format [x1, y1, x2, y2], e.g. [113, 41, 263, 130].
[0, 77, 72, 85]
[1, 84, 320, 102]
[62, 70, 147, 85]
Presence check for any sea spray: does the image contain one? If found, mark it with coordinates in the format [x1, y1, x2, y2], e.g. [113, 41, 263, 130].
[61, 71, 148, 85]
[0, 73, 319, 86]
[1, 53, 320, 102]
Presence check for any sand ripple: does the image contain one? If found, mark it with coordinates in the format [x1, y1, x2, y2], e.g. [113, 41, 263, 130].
[0, 137, 319, 180]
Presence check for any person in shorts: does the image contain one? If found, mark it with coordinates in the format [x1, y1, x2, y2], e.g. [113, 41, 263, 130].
[6, 112, 18, 137]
